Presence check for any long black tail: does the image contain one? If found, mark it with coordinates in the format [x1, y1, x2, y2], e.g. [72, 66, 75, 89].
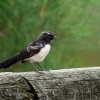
[0, 54, 19, 69]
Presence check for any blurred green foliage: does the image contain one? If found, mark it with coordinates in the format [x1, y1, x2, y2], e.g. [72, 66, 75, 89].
[0, 0, 100, 72]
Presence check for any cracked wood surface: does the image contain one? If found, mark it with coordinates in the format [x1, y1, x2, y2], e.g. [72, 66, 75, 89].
[0, 67, 100, 100]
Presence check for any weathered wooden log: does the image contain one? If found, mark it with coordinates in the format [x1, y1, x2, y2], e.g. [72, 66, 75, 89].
[0, 67, 100, 100]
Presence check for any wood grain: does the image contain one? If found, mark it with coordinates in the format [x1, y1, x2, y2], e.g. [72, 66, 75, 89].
[0, 67, 100, 100]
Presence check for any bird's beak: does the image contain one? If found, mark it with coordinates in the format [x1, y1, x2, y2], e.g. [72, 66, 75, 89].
[54, 36, 58, 38]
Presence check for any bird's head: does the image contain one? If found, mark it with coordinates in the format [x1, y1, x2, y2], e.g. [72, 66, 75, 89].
[39, 31, 57, 43]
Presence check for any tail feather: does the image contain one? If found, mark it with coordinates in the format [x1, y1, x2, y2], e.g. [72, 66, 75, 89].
[0, 54, 19, 69]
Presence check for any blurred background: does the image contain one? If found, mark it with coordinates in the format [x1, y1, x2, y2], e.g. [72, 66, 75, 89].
[0, 0, 100, 72]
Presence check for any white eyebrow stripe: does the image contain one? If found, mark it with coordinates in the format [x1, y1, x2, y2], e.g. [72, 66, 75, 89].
[47, 32, 50, 34]
[42, 32, 46, 34]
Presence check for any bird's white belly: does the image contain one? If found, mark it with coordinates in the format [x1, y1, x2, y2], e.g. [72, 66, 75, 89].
[29, 44, 51, 63]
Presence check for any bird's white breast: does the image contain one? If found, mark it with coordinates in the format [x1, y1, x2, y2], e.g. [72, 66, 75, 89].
[29, 44, 51, 63]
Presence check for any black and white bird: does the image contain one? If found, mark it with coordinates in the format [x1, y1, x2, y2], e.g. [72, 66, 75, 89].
[0, 31, 56, 71]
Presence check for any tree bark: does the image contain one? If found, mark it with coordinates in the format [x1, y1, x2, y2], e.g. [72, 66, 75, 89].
[0, 67, 100, 100]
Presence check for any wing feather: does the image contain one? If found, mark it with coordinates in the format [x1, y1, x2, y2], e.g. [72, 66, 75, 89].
[17, 42, 44, 62]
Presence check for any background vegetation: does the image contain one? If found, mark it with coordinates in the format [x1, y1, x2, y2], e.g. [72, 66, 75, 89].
[0, 0, 100, 72]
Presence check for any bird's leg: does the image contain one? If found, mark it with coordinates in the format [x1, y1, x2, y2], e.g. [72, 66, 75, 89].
[31, 63, 38, 72]
[36, 62, 45, 71]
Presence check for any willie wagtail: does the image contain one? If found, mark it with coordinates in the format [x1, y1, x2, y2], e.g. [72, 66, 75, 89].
[0, 31, 56, 71]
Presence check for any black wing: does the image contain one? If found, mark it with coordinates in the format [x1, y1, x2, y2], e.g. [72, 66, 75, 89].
[17, 42, 44, 62]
